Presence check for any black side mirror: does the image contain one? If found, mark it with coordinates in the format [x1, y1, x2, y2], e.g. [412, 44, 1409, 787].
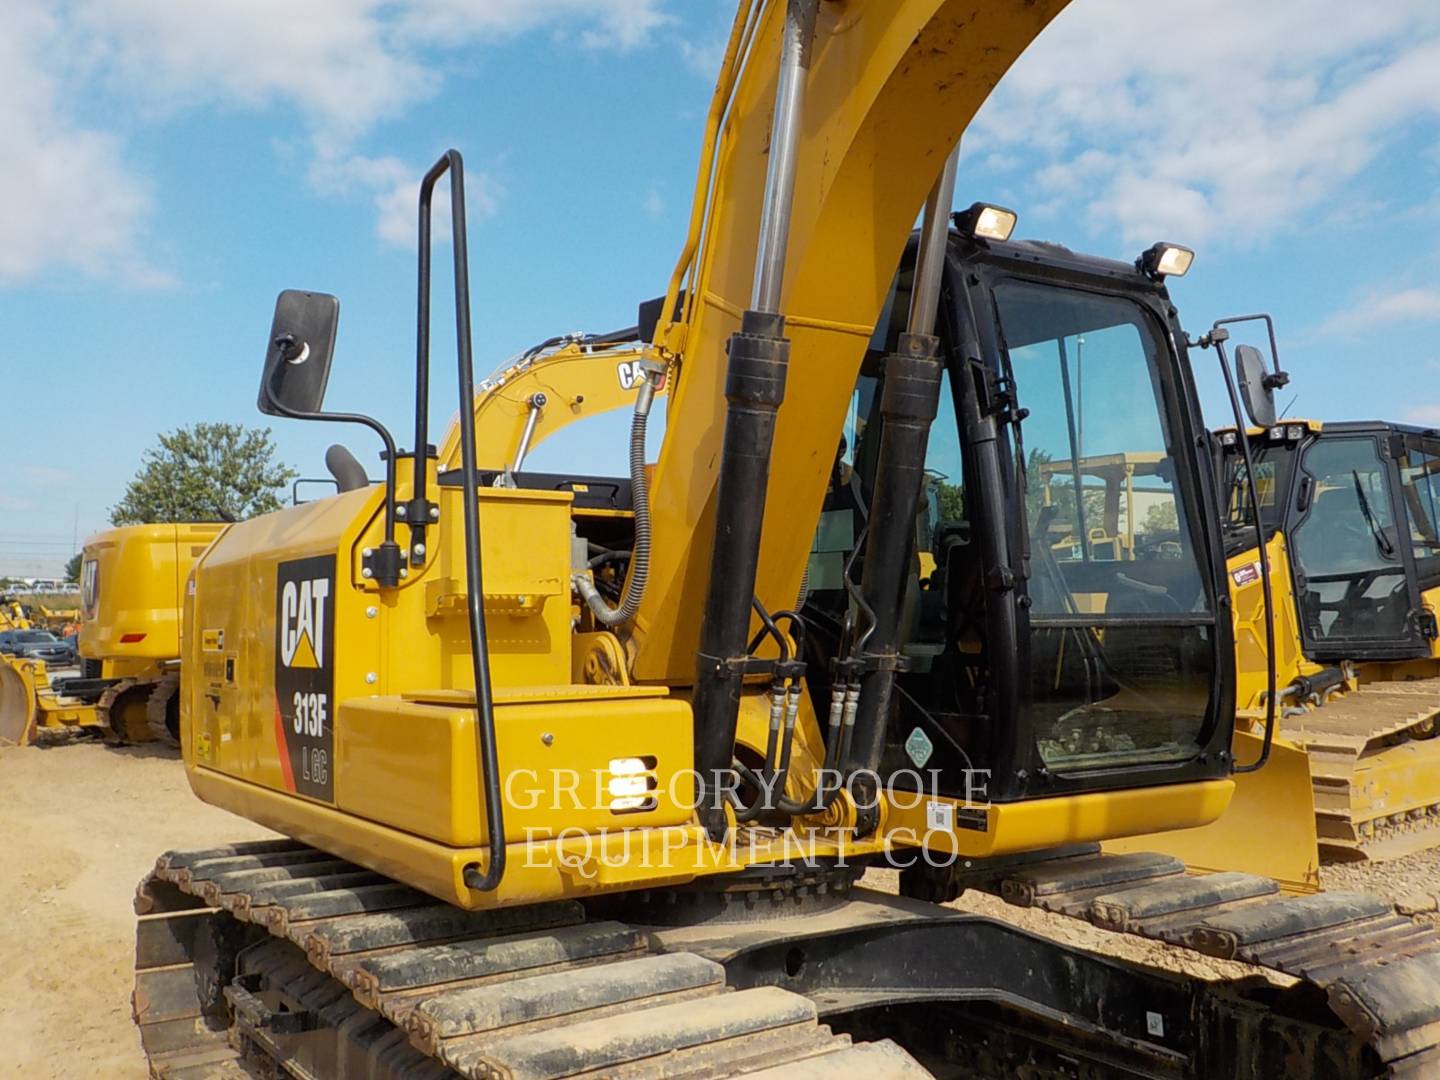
[1235, 344, 1276, 429]
[258, 290, 339, 416]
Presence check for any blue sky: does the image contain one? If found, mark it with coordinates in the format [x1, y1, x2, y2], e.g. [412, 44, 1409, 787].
[3, 0, 1440, 577]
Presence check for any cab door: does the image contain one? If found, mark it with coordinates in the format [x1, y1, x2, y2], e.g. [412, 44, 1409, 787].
[1396, 433, 1440, 649]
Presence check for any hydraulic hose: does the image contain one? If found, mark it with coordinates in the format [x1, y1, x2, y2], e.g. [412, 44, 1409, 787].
[575, 373, 656, 626]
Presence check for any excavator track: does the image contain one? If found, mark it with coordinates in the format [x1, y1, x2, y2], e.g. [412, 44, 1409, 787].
[1279, 676, 1440, 860]
[133, 841, 926, 1080]
[100, 678, 159, 744]
[146, 671, 182, 746]
[947, 844, 1440, 1077]
[137, 840, 1440, 1079]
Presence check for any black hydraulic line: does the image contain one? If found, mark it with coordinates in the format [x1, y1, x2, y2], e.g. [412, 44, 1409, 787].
[415, 151, 505, 892]
[585, 325, 642, 346]
[746, 596, 792, 663]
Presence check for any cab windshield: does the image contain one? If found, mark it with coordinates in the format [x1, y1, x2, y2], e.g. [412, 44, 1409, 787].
[1290, 435, 1410, 647]
[994, 280, 1214, 773]
[1220, 437, 1297, 538]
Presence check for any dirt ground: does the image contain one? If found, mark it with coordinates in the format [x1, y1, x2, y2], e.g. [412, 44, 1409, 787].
[3, 738, 1439, 1077]
[0, 740, 275, 1078]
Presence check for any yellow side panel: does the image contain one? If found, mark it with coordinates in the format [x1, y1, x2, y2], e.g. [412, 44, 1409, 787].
[885, 779, 1235, 860]
[80, 522, 225, 665]
[419, 485, 573, 689]
[185, 481, 580, 817]
[335, 690, 694, 847]
[1228, 532, 1317, 710]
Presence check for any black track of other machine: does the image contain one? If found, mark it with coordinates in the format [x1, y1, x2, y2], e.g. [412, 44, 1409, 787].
[135, 840, 1440, 1079]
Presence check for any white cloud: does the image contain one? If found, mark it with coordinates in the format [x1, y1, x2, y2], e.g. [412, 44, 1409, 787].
[641, 188, 666, 219]
[396, 0, 672, 51]
[1318, 287, 1440, 335]
[311, 152, 502, 249]
[1405, 404, 1440, 426]
[0, 2, 160, 285]
[73, 0, 434, 139]
[20, 465, 78, 486]
[680, 36, 729, 79]
[971, 0, 1440, 248]
[0, 0, 671, 283]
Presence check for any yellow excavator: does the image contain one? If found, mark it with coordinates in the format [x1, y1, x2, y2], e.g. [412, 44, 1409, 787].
[132, 3, 1440, 1077]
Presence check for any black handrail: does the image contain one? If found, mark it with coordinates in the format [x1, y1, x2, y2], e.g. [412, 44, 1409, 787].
[417, 150, 505, 892]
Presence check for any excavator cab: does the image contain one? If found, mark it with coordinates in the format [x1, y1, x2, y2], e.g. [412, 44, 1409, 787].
[1221, 422, 1440, 661]
[809, 230, 1233, 805]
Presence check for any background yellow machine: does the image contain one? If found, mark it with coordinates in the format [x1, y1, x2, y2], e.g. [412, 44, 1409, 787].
[1215, 416, 1440, 859]
[1, 524, 224, 744]
[131, 2, 1440, 1078]
[0, 594, 99, 745]
[71, 523, 225, 743]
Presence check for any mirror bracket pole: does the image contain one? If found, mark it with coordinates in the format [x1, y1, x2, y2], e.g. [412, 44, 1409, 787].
[260, 365, 405, 588]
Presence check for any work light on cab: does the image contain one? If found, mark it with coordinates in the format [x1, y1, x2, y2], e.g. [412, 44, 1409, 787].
[954, 201, 1017, 242]
[1139, 242, 1194, 280]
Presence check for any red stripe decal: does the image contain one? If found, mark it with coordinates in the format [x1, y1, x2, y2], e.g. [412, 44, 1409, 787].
[273, 693, 296, 792]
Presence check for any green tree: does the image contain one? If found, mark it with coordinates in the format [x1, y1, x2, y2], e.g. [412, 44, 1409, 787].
[64, 553, 83, 583]
[936, 481, 965, 522]
[111, 423, 297, 525]
[1141, 500, 1179, 535]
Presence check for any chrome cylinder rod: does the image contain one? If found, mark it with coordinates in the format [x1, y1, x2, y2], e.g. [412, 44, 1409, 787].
[750, 0, 819, 314]
[907, 142, 962, 337]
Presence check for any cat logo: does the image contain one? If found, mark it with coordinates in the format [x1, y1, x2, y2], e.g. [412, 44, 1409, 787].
[280, 577, 329, 670]
[616, 359, 645, 390]
[274, 555, 336, 803]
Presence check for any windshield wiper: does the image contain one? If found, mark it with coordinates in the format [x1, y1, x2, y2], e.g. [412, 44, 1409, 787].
[1352, 470, 1396, 558]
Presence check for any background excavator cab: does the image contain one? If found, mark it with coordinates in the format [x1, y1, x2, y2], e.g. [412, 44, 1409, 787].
[1221, 422, 1440, 662]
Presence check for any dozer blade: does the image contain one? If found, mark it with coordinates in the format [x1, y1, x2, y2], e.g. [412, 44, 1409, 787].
[0, 655, 38, 746]
[0, 655, 101, 746]
[1282, 676, 1440, 861]
[1105, 729, 1321, 893]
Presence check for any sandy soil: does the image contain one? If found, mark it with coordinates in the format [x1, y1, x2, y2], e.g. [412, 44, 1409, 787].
[0, 740, 274, 1078]
[3, 736, 1438, 1077]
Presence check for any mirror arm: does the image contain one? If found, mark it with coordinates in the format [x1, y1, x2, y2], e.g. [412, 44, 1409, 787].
[1194, 328, 1277, 775]
[1212, 313, 1289, 390]
[261, 365, 404, 586]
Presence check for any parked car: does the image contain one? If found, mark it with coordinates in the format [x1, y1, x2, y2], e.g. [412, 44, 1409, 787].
[0, 629, 76, 665]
